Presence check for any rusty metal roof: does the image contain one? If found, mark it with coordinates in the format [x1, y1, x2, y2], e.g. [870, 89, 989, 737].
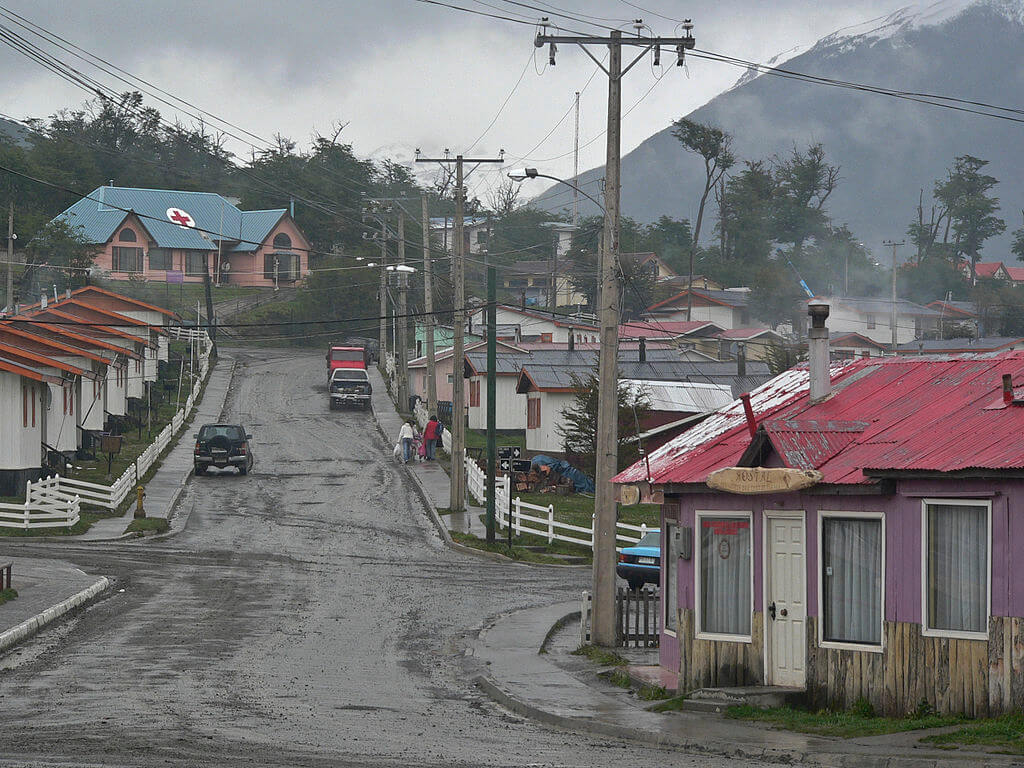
[614, 351, 1024, 486]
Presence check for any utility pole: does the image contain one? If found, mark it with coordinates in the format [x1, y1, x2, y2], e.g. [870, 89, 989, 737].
[379, 216, 388, 362]
[202, 252, 216, 345]
[573, 90, 580, 228]
[486, 264, 497, 543]
[422, 196, 438, 416]
[397, 211, 409, 410]
[5, 200, 13, 312]
[883, 239, 904, 351]
[535, 20, 695, 647]
[417, 151, 504, 512]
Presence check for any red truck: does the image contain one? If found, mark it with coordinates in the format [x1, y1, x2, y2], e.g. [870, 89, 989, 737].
[326, 345, 367, 379]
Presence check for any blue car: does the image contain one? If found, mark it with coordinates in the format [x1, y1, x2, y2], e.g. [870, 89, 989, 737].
[616, 528, 660, 591]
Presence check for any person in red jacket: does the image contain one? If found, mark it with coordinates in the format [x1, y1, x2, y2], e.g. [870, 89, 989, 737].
[423, 416, 443, 461]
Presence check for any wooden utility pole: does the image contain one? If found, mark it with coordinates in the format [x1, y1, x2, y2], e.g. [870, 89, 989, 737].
[397, 211, 409, 410]
[485, 264, 497, 543]
[422, 196, 438, 416]
[6, 201, 13, 312]
[883, 239, 904, 351]
[535, 22, 695, 647]
[417, 151, 504, 511]
[379, 216, 388, 362]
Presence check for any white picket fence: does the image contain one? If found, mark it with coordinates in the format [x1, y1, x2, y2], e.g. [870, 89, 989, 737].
[464, 456, 650, 551]
[1, 330, 213, 529]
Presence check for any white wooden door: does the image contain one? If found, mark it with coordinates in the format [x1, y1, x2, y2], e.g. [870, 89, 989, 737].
[766, 516, 806, 687]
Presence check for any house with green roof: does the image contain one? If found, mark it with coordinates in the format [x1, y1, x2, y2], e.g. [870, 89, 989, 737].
[52, 186, 312, 287]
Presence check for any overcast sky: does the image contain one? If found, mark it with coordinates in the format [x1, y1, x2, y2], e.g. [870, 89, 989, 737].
[0, 0, 908, 202]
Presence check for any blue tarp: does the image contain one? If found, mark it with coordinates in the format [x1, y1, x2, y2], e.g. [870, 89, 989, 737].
[530, 455, 595, 494]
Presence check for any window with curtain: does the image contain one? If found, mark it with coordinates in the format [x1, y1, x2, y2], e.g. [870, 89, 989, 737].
[699, 515, 751, 637]
[148, 248, 173, 271]
[118, 228, 137, 242]
[185, 252, 207, 276]
[822, 516, 882, 645]
[273, 232, 292, 249]
[665, 522, 679, 632]
[925, 501, 988, 634]
[112, 246, 143, 273]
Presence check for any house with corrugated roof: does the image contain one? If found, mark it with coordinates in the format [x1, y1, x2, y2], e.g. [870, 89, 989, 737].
[815, 295, 942, 347]
[51, 186, 311, 287]
[613, 300, 1024, 716]
[0, 355, 58, 495]
[645, 288, 754, 329]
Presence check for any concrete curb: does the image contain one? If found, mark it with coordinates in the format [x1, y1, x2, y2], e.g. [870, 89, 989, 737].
[0, 576, 110, 655]
[474, 611, 1021, 768]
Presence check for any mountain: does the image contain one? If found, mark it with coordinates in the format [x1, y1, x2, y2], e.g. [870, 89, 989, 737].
[535, 0, 1024, 260]
[364, 141, 441, 190]
[0, 116, 33, 147]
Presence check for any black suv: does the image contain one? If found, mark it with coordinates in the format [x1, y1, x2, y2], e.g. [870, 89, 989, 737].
[193, 424, 254, 475]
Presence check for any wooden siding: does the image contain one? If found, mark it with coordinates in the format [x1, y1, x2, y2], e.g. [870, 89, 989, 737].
[676, 608, 764, 689]
[805, 617, 1024, 716]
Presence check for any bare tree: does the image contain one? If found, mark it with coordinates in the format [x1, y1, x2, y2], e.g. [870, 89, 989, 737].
[487, 178, 522, 216]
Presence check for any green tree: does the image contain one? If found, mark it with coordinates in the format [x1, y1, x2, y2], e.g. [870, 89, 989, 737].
[933, 155, 1005, 280]
[558, 366, 651, 475]
[748, 263, 804, 330]
[771, 143, 839, 257]
[21, 219, 98, 294]
[763, 338, 807, 376]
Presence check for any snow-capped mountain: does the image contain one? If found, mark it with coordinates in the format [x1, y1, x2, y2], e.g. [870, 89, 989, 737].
[537, 0, 1024, 256]
[363, 142, 440, 189]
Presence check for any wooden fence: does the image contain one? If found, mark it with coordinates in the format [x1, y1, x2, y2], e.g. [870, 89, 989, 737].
[5, 330, 212, 529]
[580, 589, 661, 648]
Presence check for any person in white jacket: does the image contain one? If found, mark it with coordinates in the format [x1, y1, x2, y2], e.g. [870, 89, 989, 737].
[398, 422, 415, 464]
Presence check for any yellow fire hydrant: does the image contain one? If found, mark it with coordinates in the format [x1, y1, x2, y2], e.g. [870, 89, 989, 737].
[134, 485, 146, 519]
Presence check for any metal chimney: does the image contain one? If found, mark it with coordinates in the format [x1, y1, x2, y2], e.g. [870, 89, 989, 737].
[808, 299, 831, 402]
[639, 337, 647, 363]
[737, 341, 746, 377]
[40, 294, 47, 309]
[567, 327, 574, 352]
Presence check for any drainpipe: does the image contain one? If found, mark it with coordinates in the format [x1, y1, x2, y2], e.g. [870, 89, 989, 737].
[567, 327, 574, 353]
[808, 299, 831, 402]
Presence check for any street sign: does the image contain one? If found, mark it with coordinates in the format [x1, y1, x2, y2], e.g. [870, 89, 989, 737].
[498, 446, 513, 459]
[499, 459, 510, 472]
[166, 207, 195, 228]
[512, 459, 532, 473]
[165, 270, 184, 284]
[510, 446, 522, 459]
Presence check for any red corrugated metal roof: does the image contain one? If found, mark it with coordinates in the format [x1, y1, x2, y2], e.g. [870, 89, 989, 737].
[975, 262, 1005, 278]
[618, 321, 719, 338]
[614, 351, 1024, 486]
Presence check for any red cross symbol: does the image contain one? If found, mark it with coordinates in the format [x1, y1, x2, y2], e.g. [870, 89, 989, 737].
[166, 207, 195, 228]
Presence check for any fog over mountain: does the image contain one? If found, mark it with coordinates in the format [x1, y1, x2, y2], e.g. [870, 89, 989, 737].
[535, 0, 1024, 260]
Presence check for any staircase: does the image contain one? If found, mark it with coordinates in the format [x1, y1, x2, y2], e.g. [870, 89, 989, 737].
[680, 685, 806, 713]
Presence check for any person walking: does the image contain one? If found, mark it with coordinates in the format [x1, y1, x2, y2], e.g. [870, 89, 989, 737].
[423, 415, 442, 461]
[398, 421, 415, 464]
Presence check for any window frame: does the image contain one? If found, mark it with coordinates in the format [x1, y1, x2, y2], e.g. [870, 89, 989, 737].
[111, 246, 144, 273]
[663, 521, 679, 637]
[816, 510, 886, 653]
[694, 509, 754, 643]
[118, 228, 137, 242]
[185, 251, 208, 277]
[272, 232, 292, 249]
[866, 314, 876, 330]
[148, 247, 173, 271]
[920, 498, 991, 640]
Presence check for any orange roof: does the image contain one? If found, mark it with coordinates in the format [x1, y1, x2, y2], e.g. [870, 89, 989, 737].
[0, 356, 58, 384]
[0, 323, 112, 364]
[0, 320, 127, 361]
[30, 308, 151, 349]
[0, 341, 91, 377]
[19, 286, 180, 320]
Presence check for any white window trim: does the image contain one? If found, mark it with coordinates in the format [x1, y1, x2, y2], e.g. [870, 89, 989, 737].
[663, 520, 678, 637]
[920, 498, 991, 641]
[694, 510, 754, 643]
[816, 510, 885, 654]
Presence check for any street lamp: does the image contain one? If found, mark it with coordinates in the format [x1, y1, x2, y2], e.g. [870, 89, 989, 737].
[506, 168, 605, 212]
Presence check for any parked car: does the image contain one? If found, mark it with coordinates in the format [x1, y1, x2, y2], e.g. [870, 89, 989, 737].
[193, 424, 254, 476]
[330, 368, 372, 410]
[616, 528, 660, 591]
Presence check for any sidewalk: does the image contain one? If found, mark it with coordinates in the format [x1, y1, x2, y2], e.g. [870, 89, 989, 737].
[367, 367, 487, 538]
[472, 602, 1019, 768]
[0, 557, 109, 655]
[79, 351, 235, 540]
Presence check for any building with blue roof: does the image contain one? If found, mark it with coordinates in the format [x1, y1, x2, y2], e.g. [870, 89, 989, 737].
[52, 185, 312, 287]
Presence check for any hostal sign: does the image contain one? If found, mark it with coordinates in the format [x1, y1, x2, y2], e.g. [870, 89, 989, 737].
[706, 467, 822, 495]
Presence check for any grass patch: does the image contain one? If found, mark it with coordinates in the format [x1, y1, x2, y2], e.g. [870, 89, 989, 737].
[514, 491, 660, 530]
[124, 517, 170, 535]
[464, 429, 526, 455]
[435, 507, 455, 516]
[920, 713, 1024, 754]
[0, 509, 122, 537]
[606, 669, 632, 688]
[638, 684, 671, 701]
[724, 704, 964, 738]
[571, 644, 629, 667]
[449, 531, 572, 564]
[0, 588, 17, 606]
[650, 695, 690, 713]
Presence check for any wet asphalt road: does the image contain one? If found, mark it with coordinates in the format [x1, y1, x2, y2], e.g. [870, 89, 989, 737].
[0, 349, 768, 767]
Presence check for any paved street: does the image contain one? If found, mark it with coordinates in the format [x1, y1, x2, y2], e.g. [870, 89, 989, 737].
[0, 349, 762, 768]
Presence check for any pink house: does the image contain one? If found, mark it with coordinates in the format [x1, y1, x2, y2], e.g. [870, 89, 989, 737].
[53, 186, 311, 287]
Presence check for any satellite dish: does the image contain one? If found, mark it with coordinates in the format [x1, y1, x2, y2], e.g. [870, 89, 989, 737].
[221, 261, 231, 272]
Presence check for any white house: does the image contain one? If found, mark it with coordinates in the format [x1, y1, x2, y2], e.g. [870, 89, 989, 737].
[817, 296, 942, 347]
[466, 304, 598, 344]
[430, 216, 490, 256]
[644, 288, 753, 329]
[0, 356, 56, 495]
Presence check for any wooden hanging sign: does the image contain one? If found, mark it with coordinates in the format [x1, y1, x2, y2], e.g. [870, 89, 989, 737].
[706, 467, 822, 494]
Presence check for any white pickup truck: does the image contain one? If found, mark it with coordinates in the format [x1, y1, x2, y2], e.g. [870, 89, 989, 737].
[329, 368, 372, 410]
